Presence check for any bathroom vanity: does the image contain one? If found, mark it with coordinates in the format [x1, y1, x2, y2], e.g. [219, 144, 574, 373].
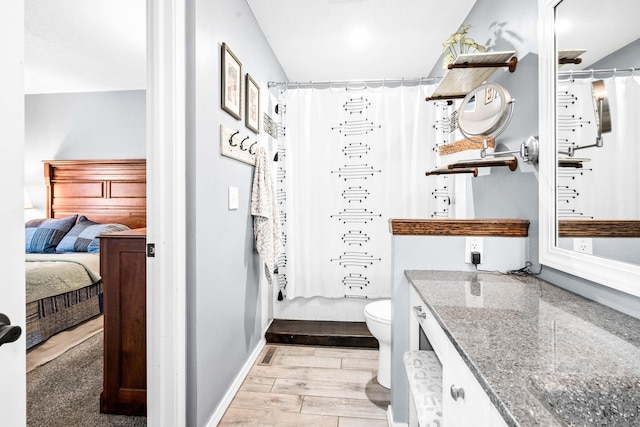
[406, 270, 640, 426]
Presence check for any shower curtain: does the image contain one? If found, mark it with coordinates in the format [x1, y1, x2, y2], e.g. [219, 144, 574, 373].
[557, 75, 640, 220]
[275, 83, 435, 299]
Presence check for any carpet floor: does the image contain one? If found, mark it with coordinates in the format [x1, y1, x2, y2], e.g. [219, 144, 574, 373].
[27, 332, 147, 427]
[27, 315, 104, 373]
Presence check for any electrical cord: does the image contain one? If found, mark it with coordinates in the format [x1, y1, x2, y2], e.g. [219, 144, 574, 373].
[474, 261, 545, 296]
[507, 261, 543, 277]
[473, 261, 543, 277]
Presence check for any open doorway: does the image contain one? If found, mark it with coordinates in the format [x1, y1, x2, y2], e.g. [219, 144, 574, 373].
[2, 0, 185, 424]
[24, 0, 148, 424]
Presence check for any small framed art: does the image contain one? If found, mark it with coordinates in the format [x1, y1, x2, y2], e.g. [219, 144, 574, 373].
[221, 43, 242, 120]
[245, 74, 260, 133]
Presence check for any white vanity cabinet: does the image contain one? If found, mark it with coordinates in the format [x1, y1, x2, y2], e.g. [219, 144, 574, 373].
[409, 286, 507, 427]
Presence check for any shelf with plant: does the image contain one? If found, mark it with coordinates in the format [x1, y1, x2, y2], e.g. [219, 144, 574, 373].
[441, 24, 488, 70]
[426, 24, 518, 101]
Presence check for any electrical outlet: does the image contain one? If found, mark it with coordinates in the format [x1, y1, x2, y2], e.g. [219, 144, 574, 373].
[465, 237, 484, 263]
[573, 238, 593, 254]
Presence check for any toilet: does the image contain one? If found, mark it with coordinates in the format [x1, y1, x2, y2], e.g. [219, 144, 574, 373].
[364, 299, 391, 389]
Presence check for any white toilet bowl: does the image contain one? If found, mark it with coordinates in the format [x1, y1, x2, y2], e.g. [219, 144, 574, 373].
[364, 299, 391, 388]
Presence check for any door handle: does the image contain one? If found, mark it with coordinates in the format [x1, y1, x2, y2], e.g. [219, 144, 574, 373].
[0, 313, 21, 347]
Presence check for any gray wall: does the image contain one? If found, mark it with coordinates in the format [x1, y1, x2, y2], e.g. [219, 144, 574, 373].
[427, 0, 540, 266]
[427, 0, 640, 318]
[24, 90, 146, 217]
[187, 0, 287, 425]
[590, 37, 640, 70]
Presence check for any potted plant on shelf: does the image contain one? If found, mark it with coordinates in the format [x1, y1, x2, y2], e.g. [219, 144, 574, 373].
[442, 24, 487, 69]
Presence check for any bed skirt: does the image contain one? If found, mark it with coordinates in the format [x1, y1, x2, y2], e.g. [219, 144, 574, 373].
[26, 281, 103, 350]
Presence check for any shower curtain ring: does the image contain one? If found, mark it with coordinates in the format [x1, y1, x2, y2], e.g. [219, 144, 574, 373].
[229, 131, 240, 146]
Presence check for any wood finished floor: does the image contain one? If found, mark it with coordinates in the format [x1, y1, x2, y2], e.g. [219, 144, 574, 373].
[219, 344, 389, 426]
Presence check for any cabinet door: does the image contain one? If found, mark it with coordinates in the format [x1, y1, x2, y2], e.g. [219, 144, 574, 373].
[443, 352, 488, 426]
[100, 233, 147, 415]
[410, 286, 507, 427]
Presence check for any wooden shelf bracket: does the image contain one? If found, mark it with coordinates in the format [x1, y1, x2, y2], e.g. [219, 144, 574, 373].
[425, 51, 517, 102]
[425, 167, 478, 177]
[448, 55, 518, 73]
[448, 156, 518, 172]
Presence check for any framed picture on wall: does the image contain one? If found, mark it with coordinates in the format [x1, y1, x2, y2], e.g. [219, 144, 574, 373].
[221, 43, 242, 120]
[245, 74, 260, 133]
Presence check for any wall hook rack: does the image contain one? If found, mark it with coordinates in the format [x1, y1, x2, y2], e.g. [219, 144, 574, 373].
[228, 131, 240, 146]
[220, 124, 258, 166]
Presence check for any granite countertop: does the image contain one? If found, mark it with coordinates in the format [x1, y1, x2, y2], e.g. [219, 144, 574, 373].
[407, 270, 640, 427]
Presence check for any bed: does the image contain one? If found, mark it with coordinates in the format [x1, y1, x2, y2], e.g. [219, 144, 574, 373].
[25, 159, 146, 349]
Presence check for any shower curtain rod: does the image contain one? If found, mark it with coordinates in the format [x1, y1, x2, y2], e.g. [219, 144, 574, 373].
[558, 67, 638, 79]
[267, 76, 440, 89]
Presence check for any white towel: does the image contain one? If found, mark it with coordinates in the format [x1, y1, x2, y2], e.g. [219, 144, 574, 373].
[251, 145, 282, 285]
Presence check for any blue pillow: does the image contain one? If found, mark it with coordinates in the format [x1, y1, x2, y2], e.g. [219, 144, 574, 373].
[86, 223, 132, 253]
[26, 215, 78, 253]
[56, 216, 130, 253]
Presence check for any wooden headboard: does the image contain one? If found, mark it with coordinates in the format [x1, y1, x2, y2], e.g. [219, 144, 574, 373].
[44, 159, 146, 229]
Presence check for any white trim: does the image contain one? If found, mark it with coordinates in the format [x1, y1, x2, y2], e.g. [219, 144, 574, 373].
[538, 0, 640, 297]
[205, 339, 267, 427]
[146, 0, 187, 426]
[388, 405, 409, 427]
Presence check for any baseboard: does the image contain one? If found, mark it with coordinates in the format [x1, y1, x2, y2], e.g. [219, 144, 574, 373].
[388, 405, 409, 427]
[205, 338, 266, 427]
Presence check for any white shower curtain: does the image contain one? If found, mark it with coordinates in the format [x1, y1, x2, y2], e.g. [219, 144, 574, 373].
[557, 76, 640, 219]
[276, 83, 436, 299]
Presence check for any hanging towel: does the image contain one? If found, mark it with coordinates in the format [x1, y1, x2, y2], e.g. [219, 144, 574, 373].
[251, 145, 283, 285]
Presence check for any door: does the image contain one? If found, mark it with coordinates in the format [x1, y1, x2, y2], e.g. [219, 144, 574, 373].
[0, 1, 27, 425]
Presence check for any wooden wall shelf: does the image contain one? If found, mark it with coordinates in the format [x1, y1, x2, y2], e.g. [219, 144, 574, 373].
[389, 219, 530, 237]
[449, 156, 518, 171]
[425, 51, 517, 101]
[558, 158, 588, 168]
[558, 220, 640, 238]
[558, 49, 586, 66]
[425, 167, 478, 177]
[425, 156, 518, 177]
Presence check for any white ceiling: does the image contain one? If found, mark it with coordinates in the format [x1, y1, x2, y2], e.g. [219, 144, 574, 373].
[25, 0, 475, 94]
[24, 0, 146, 94]
[24, 0, 640, 95]
[247, 0, 476, 82]
[25, 0, 640, 95]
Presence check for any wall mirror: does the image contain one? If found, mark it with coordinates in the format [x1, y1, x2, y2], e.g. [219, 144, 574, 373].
[458, 83, 514, 138]
[539, 0, 640, 296]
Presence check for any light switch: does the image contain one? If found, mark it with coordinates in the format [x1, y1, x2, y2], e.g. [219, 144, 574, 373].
[228, 186, 239, 210]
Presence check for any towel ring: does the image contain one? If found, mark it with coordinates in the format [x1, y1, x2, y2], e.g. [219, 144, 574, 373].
[240, 137, 250, 151]
[229, 131, 240, 146]
[248, 142, 258, 155]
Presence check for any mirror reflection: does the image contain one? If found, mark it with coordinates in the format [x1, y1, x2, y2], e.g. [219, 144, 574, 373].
[555, 0, 640, 265]
[458, 83, 513, 137]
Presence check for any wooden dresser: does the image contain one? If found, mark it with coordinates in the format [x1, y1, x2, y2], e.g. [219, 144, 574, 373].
[99, 228, 147, 416]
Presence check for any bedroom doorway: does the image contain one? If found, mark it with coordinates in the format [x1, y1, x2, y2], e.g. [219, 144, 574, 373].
[20, 0, 188, 426]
